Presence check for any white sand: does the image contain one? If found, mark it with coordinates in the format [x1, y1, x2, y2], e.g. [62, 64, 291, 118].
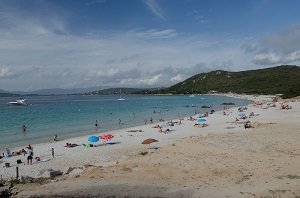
[0, 94, 276, 180]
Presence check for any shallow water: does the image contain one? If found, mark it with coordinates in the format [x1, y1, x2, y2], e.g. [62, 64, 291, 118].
[0, 95, 250, 149]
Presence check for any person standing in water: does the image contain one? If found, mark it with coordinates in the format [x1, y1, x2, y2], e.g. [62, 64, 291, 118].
[95, 120, 99, 127]
[21, 124, 27, 132]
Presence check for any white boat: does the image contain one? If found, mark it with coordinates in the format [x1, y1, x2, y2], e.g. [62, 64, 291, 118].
[7, 98, 28, 106]
[117, 89, 125, 101]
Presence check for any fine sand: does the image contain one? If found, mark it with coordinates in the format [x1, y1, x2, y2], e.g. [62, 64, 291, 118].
[1, 95, 300, 197]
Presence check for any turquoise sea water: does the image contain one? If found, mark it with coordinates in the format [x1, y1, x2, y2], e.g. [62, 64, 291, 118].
[0, 95, 250, 149]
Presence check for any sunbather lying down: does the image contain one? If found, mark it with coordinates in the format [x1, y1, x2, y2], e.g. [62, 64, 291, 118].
[64, 143, 80, 148]
[194, 123, 208, 128]
[126, 129, 143, 132]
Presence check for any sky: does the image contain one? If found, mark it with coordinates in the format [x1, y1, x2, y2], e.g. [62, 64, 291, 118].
[0, 0, 300, 91]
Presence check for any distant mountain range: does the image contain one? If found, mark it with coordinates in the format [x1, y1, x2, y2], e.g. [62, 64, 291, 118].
[0, 86, 107, 96]
[149, 65, 300, 98]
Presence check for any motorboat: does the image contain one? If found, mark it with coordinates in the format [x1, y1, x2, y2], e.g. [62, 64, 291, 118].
[7, 98, 28, 106]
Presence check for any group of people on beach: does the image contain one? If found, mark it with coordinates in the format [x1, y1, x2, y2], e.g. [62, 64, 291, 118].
[1, 144, 51, 167]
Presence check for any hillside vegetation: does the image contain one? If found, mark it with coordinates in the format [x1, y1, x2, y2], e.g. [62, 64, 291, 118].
[85, 88, 145, 95]
[150, 65, 300, 98]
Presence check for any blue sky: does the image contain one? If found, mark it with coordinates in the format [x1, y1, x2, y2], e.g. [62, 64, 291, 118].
[0, 0, 300, 91]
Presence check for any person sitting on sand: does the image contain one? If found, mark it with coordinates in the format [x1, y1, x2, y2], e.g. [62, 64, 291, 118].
[153, 124, 160, 128]
[54, 134, 58, 141]
[12, 149, 26, 156]
[244, 122, 253, 129]
[165, 128, 171, 133]
[158, 126, 163, 133]
[22, 148, 27, 156]
[188, 116, 195, 121]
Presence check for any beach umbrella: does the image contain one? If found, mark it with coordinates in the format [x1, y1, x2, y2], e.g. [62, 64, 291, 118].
[197, 118, 206, 123]
[100, 134, 114, 141]
[88, 136, 99, 143]
[141, 138, 158, 145]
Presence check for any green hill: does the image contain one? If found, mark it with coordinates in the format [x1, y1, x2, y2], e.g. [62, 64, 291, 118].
[151, 65, 300, 98]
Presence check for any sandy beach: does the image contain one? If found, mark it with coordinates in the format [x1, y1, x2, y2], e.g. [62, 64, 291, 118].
[1, 94, 300, 197]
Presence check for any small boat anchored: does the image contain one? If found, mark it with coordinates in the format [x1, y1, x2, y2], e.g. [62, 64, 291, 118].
[117, 89, 125, 101]
[7, 98, 28, 106]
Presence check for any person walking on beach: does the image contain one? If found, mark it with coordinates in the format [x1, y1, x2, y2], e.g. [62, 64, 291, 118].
[51, 148, 55, 158]
[27, 147, 33, 165]
[118, 119, 122, 126]
[144, 118, 147, 124]
[150, 117, 153, 124]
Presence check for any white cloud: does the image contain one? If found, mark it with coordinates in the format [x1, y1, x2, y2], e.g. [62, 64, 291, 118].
[240, 24, 300, 66]
[144, 0, 165, 20]
[170, 74, 184, 82]
[131, 29, 178, 39]
[0, 67, 14, 78]
[253, 52, 281, 65]
[286, 50, 300, 62]
[260, 24, 300, 54]
[95, 68, 120, 77]
[191, 10, 210, 24]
